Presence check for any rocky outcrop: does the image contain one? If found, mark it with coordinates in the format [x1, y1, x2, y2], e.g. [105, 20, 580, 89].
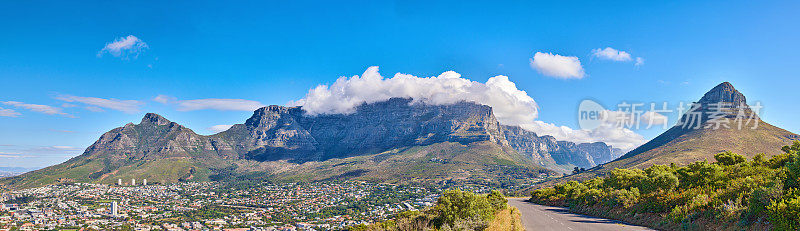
[501, 125, 621, 170]
[84, 113, 234, 161]
[698, 82, 747, 106]
[214, 106, 319, 161]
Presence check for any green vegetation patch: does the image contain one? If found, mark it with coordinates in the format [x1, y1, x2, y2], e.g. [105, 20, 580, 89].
[530, 141, 800, 230]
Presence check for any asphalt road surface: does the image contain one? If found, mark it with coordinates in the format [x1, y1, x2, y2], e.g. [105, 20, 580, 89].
[507, 198, 657, 231]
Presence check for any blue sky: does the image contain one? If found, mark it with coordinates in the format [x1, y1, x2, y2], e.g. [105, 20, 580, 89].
[1, 0, 798, 168]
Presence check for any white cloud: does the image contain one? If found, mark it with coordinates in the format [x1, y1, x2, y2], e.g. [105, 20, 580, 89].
[50, 146, 77, 150]
[55, 95, 143, 114]
[208, 125, 233, 133]
[0, 107, 21, 117]
[2, 101, 72, 117]
[177, 99, 264, 111]
[293, 66, 539, 125]
[635, 57, 645, 67]
[50, 129, 75, 133]
[529, 52, 585, 79]
[154, 95, 264, 111]
[591, 47, 632, 62]
[153, 95, 176, 104]
[292, 67, 645, 150]
[84, 106, 105, 112]
[97, 35, 148, 59]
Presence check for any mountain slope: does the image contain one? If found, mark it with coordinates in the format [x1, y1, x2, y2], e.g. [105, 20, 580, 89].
[0, 114, 236, 189]
[534, 82, 799, 185]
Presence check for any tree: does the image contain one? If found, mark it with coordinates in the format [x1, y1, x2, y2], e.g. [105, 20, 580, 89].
[714, 151, 745, 166]
[486, 190, 507, 211]
[434, 189, 494, 227]
[604, 168, 646, 189]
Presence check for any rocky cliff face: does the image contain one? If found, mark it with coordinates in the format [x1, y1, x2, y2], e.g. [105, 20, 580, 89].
[214, 105, 319, 161]
[698, 82, 747, 106]
[501, 125, 621, 170]
[218, 98, 507, 161]
[79, 113, 237, 178]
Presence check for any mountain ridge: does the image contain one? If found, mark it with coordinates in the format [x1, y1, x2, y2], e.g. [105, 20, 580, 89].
[1, 98, 623, 189]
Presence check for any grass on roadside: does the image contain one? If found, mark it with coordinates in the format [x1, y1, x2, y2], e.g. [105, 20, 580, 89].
[487, 206, 524, 231]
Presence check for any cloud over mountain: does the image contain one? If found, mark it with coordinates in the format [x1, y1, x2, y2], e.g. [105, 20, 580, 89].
[292, 66, 539, 125]
[292, 66, 644, 149]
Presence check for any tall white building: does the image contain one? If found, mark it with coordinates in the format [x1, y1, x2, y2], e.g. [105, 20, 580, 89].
[118, 179, 122, 185]
[143, 179, 147, 186]
[111, 201, 119, 217]
[131, 178, 135, 186]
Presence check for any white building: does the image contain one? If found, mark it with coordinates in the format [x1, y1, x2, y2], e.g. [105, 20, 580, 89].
[111, 201, 119, 217]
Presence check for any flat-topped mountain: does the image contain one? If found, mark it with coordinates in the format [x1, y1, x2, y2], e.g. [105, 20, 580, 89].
[1, 98, 622, 189]
[217, 98, 506, 162]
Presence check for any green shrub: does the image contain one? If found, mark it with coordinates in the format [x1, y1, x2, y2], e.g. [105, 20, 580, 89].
[365, 189, 511, 231]
[677, 161, 724, 188]
[531, 144, 800, 230]
[604, 168, 646, 189]
[486, 190, 507, 211]
[714, 151, 746, 166]
[605, 188, 640, 208]
[768, 190, 800, 230]
[434, 189, 495, 228]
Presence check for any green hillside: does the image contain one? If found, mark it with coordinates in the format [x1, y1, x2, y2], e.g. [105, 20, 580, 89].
[264, 141, 554, 187]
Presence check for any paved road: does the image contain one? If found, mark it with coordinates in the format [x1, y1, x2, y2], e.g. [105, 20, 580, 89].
[507, 198, 656, 231]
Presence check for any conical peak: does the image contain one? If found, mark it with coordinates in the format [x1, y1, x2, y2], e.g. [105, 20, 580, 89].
[141, 113, 172, 126]
[698, 82, 747, 106]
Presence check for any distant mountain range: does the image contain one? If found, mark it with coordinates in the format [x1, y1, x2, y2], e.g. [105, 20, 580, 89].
[1, 98, 622, 189]
[0, 167, 38, 178]
[534, 82, 799, 187]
